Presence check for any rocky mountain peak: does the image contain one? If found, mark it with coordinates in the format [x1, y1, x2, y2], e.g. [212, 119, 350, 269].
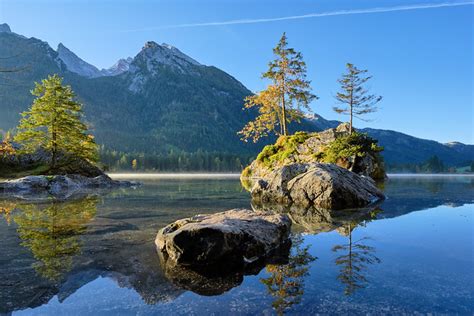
[0, 23, 11, 33]
[57, 43, 102, 78]
[136, 40, 201, 71]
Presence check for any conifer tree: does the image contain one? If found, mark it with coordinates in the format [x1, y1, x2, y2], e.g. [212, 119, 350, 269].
[240, 33, 316, 142]
[0, 131, 15, 158]
[14, 74, 98, 170]
[334, 63, 382, 134]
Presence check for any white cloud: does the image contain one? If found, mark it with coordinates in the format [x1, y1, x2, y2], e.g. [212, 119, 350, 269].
[123, 1, 473, 32]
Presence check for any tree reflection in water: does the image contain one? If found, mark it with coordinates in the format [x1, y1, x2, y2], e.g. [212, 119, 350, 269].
[332, 221, 381, 296]
[0, 200, 17, 225]
[260, 234, 316, 315]
[10, 197, 97, 281]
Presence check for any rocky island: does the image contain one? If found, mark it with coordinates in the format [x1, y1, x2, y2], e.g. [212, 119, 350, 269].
[242, 123, 386, 210]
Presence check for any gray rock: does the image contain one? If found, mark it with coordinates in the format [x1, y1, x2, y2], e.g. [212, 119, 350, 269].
[0, 174, 140, 199]
[0, 176, 49, 192]
[251, 163, 384, 210]
[242, 123, 386, 189]
[156, 209, 291, 267]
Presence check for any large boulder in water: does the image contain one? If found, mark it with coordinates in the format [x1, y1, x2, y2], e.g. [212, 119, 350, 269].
[155, 209, 291, 268]
[241, 123, 386, 191]
[251, 163, 384, 210]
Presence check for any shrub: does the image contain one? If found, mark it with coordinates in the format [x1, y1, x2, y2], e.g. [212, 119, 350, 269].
[321, 132, 383, 164]
[256, 132, 311, 168]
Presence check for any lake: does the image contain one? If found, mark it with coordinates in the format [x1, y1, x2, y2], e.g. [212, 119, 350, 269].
[1, 175, 473, 315]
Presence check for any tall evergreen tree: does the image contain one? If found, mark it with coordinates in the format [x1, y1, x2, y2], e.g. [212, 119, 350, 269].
[334, 63, 382, 134]
[240, 33, 316, 142]
[14, 74, 98, 170]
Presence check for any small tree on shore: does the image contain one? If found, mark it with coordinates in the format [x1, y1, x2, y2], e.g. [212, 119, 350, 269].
[0, 131, 15, 158]
[14, 74, 98, 170]
[333, 63, 382, 134]
[239, 33, 316, 142]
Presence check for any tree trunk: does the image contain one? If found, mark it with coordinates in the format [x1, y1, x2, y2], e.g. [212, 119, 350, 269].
[51, 116, 57, 171]
[350, 105, 353, 135]
[282, 94, 287, 136]
[280, 74, 288, 136]
[349, 88, 354, 135]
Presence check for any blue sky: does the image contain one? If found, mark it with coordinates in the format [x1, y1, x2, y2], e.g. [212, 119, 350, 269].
[0, 0, 472, 143]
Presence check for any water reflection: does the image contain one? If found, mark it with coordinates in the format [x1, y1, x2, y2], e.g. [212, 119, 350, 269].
[158, 242, 291, 296]
[260, 234, 316, 315]
[13, 197, 98, 281]
[0, 176, 471, 314]
[332, 222, 381, 296]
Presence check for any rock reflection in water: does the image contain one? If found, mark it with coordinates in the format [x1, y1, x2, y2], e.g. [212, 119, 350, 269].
[0, 195, 182, 313]
[252, 201, 382, 234]
[158, 239, 291, 296]
[252, 201, 382, 298]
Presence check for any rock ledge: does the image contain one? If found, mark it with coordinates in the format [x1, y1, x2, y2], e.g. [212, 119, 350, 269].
[0, 174, 139, 199]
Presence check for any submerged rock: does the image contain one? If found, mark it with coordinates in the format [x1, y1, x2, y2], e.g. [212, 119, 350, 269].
[251, 163, 384, 210]
[0, 174, 139, 199]
[155, 209, 291, 268]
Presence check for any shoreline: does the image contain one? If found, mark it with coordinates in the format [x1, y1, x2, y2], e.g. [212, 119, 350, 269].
[107, 172, 474, 180]
[108, 173, 241, 179]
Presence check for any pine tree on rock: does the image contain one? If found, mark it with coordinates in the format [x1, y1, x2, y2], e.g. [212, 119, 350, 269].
[240, 33, 317, 142]
[334, 63, 383, 134]
[14, 74, 98, 170]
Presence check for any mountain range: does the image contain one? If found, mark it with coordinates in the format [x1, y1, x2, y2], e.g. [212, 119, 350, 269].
[0, 23, 472, 169]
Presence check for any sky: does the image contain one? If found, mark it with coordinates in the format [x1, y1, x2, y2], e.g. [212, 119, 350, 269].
[0, 0, 472, 144]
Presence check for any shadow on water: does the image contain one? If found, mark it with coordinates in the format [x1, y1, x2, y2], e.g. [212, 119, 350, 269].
[0, 176, 472, 314]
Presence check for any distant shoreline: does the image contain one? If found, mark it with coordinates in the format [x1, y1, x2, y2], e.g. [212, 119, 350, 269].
[107, 172, 474, 179]
[108, 173, 241, 179]
[387, 173, 474, 177]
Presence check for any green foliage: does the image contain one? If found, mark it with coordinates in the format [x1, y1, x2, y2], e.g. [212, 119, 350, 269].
[321, 132, 383, 164]
[240, 33, 317, 141]
[14, 74, 98, 170]
[100, 148, 253, 172]
[386, 155, 454, 173]
[256, 131, 311, 167]
[334, 63, 382, 133]
[0, 31, 260, 157]
[260, 235, 316, 315]
[12, 197, 98, 281]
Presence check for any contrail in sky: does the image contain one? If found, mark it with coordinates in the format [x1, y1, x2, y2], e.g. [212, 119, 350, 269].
[122, 1, 473, 32]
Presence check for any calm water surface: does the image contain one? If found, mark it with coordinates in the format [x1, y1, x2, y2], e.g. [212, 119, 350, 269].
[0, 175, 473, 315]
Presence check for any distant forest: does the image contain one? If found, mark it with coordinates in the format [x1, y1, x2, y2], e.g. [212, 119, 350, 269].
[385, 155, 474, 174]
[100, 149, 473, 174]
[99, 148, 254, 172]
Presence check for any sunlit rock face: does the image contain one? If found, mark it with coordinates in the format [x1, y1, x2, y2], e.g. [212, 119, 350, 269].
[156, 209, 291, 268]
[241, 123, 386, 191]
[251, 163, 384, 210]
